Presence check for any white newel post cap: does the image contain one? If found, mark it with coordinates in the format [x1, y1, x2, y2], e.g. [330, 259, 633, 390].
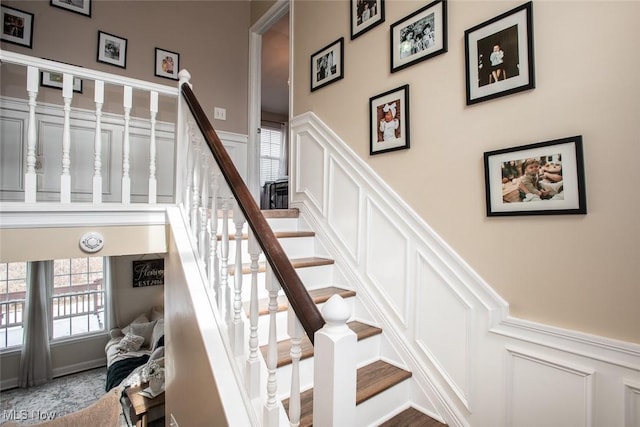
[321, 294, 351, 332]
[178, 69, 192, 87]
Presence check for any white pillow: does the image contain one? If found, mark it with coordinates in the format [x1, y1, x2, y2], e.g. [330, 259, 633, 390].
[151, 319, 165, 351]
[121, 313, 150, 335]
[150, 306, 164, 321]
[129, 321, 157, 348]
[116, 333, 145, 352]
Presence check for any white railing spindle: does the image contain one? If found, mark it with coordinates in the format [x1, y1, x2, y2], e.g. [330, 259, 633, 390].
[264, 265, 280, 426]
[232, 202, 245, 356]
[198, 158, 209, 261]
[93, 80, 104, 203]
[220, 197, 231, 322]
[245, 229, 261, 398]
[148, 91, 158, 203]
[25, 66, 39, 203]
[208, 172, 221, 294]
[121, 86, 132, 204]
[288, 309, 303, 427]
[60, 73, 73, 203]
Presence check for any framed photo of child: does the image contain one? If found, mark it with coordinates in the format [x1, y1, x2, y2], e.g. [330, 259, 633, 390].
[369, 84, 410, 155]
[389, 0, 447, 73]
[155, 48, 179, 81]
[483, 135, 587, 216]
[464, 1, 534, 105]
[310, 37, 344, 92]
[351, 0, 385, 40]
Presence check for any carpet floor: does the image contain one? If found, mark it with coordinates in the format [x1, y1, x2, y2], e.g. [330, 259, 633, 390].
[0, 368, 163, 426]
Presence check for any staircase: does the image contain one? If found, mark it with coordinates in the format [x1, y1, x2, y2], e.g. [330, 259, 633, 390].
[230, 208, 447, 426]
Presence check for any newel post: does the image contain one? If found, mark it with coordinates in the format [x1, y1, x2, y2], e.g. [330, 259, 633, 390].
[313, 294, 357, 427]
[174, 69, 191, 206]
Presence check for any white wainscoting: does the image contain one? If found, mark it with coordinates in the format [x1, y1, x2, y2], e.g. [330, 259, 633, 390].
[0, 96, 247, 203]
[290, 112, 640, 427]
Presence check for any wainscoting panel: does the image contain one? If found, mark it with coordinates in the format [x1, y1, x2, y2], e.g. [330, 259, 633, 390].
[415, 251, 472, 409]
[507, 347, 594, 427]
[327, 156, 361, 262]
[290, 112, 640, 427]
[0, 114, 24, 191]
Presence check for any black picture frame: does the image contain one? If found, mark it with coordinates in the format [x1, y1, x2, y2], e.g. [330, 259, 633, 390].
[310, 37, 344, 92]
[351, 0, 385, 40]
[50, 0, 91, 17]
[1, 5, 34, 49]
[464, 1, 534, 105]
[97, 30, 127, 69]
[369, 84, 410, 155]
[41, 71, 83, 94]
[390, 0, 447, 73]
[484, 135, 586, 216]
[154, 48, 179, 81]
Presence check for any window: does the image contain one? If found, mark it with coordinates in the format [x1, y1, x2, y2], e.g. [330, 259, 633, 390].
[52, 257, 105, 339]
[0, 257, 105, 349]
[0, 262, 27, 349]
[260, 124, 284, 187]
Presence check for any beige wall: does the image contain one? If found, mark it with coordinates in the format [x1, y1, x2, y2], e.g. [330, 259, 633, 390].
[0, 0, 249, 133]
[250, 0, 277, 26]
[293, 1, 640, 344]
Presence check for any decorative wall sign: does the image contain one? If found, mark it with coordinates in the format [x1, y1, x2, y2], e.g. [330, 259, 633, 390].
[132, 259, 165, 287]
[484, 135, 586, 216]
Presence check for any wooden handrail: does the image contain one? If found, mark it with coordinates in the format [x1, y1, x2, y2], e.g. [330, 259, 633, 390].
[180, 83, 325, 343]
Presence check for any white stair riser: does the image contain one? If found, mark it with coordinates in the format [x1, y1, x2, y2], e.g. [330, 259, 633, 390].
[224, 235, 317, 264]
[357, 379, 411, 427]
[216, 217, 302, 234]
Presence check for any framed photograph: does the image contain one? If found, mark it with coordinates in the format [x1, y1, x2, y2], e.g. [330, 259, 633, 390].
[310, 37, 344, 92]
[154, 48, 179, 80]
[351, 0, 385, 40]
[484, 135, 586, 217]
[369, 84, 410, 155]
[1, 5, 34, 48]
[390, 0, 447, 73]
[97, 31, 127, 68]
[465, 1, 534, 105]
[50, 0, 91, 17]
[41, 71, 83, 93]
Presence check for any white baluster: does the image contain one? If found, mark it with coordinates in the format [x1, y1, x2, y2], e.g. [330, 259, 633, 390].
[288, 308, 303, 427]
[199, 158, 210, 261]
[220, 196, 231, 322]
[190, 139, 201, 239]
[232, 202, 246, 356]
[313, 295, 357, 426]
[148, 91, 158, 204]
[93, 80, 104, 203]
[208, 172, 221, 294]
[264, 266, 280, 426]
[183, 120, 196, 218]
[245, 229, 262, 398]
[60, 73, 73, 203]
[25, 66, 38, 203]
[121, 86, 132, 204]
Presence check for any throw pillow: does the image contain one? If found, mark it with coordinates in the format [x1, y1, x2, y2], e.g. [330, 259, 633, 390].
[151, 319, 165, 351]
[121, 313, 150, 335]
[150, 305, 164, 321]
[129, 320, 157, 348]
[116, 333, 145, 352]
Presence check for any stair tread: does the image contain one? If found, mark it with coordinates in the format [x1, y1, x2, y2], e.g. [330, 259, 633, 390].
[283, 360, 412, 426]
[228, 256, 334, 275]
[260, 321, 383, 368]
[378, 407, 447, 426]
[218, 230, 315, 240]
[261, 208, 299, 218]
[245, 286, 355, 316]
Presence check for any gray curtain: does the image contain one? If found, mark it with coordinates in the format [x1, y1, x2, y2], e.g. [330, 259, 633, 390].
[19, 260, 53, 388]
[104, 257, 118, 329]
[278, 121, 289, 179]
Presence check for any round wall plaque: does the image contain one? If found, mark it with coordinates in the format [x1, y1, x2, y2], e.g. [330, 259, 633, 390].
[79, 231, 104, 253]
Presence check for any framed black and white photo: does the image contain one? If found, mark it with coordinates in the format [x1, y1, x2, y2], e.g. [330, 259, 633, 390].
[369, 85, 410, 155]
[97, 31, 127, 68]
[50, 0, 91, 17]
[390, 0, 447, 73]
[41, 71, 83, 93]
[155, 48, 179, 80]
[1, 5, 34, 48]
[351, 0, 385, 40]
[465, 1, 534, 105]
[484, 135, 586, 216]
[310, 37, 344, 92]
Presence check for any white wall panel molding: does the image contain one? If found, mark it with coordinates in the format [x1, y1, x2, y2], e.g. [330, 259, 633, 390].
[327, 156, 361, 262]
[293, 128, 325, 215]
[625, 379, 640, 427]
[506, 346, 595, 427]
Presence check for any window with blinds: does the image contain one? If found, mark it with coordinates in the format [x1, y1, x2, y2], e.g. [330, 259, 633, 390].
[260, 125, 283, 187]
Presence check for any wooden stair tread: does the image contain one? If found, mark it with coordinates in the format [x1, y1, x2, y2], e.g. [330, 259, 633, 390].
[283, 360, 412, 426]
[260, 321, 382, 368]
[218, 230, 315, 240]
[261, 208, 299, 218]
[245, 286, 355, 316]
[378, 407, 447, 426]
[228, 256, 334, 275]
